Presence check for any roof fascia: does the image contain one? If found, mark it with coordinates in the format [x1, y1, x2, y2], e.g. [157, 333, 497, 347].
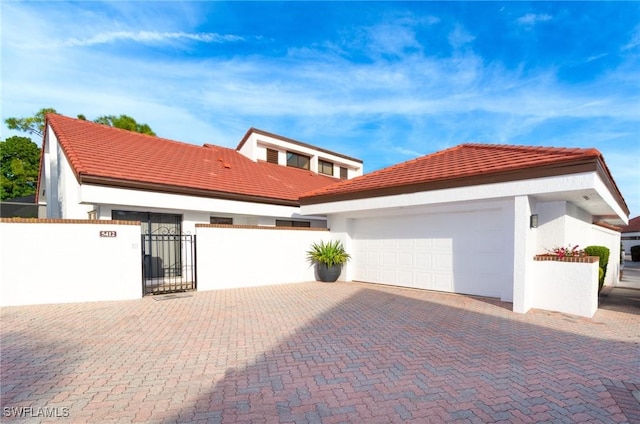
[35, 126, 48, 204]
[300, 158, 599, 205]
[595, 157, 630, 216]
[79, 175, 301, 207]
[237, 127, 363, 164]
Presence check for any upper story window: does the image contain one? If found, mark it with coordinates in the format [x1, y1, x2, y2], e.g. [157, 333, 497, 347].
[340, 167, 348, 180]
[318, 159, 334, 176]
[286, 151, 310, 170]
[266, 148, 278, 164]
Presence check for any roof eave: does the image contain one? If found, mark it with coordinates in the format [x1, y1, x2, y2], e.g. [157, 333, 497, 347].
[79, 175, 301, 207]
[300, 158, 601, 206]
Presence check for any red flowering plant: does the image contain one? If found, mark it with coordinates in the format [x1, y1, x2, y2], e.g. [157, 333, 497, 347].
[546, 244, 587, 259]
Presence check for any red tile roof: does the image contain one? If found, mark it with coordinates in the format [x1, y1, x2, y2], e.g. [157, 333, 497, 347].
[621, 216, 640, 233]
[301, 143, 629, 215]
[42, 114, 338, 205]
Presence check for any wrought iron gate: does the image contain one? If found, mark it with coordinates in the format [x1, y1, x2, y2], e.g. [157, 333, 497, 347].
[142, 234, 197, 295]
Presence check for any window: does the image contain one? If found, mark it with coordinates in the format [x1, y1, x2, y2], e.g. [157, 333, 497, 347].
[266, 148, 278, 164]
[286, 151, 310, 170]
[276, 219, 311, 228]
[210, 216, 233, 225]
[340, 167, 348, 180]
[318, 159, 334, 176]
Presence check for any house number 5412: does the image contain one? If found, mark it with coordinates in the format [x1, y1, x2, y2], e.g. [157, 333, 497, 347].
[99, 231, 117, 238]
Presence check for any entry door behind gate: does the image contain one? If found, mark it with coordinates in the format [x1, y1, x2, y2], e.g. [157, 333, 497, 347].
[112, 211, 196, 294]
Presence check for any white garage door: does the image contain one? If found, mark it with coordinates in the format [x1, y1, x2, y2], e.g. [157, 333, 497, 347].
[352, 209, 512, 299]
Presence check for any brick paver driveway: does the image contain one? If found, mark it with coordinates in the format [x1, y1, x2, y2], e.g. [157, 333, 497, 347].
[2, 282, 639, 423]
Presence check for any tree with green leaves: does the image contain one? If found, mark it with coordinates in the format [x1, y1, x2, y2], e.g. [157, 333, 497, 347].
[93, 114, 156, 136]
[5, 108, 156, 137]
[1, 136, 41, 200]
[4, 107, 57, 137]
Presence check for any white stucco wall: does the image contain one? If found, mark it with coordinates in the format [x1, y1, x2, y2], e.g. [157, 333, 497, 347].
[531, 260, 599, 318]
[81, 185, 327, 229]
[590, 224, 621, 286]
[0, 221, 141, 306]
[530, 201, 593, 253]
[513, 196, 536, 314]
[196, 226, 333, 290]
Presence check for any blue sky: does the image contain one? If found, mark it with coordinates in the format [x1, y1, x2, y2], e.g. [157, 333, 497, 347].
[2, 1, 639, 217]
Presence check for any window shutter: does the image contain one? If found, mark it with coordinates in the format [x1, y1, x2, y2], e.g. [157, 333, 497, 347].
[266, 148, 278, 164]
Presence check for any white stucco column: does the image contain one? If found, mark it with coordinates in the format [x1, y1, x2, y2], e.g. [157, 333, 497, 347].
[326, 214, 353, 282]
[512, 195, 536, 314]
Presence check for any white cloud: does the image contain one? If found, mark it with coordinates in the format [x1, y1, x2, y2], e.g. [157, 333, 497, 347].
[516, 13, 552, 26]
[63, 31, 245, 47]
[448, 24, 475, 49]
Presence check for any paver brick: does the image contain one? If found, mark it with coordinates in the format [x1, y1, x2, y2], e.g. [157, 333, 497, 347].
[1, 281, 638, 423]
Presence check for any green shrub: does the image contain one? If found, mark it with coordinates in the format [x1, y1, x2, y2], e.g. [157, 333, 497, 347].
[598, 267, 604, 285]
[584, 245, 610, 292]
[306, 240, 351, 268]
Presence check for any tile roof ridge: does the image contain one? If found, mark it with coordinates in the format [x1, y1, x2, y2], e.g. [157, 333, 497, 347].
[459, 142, 601, 157]
[301, 144, 468, 198]
[47, 113, 201, 148]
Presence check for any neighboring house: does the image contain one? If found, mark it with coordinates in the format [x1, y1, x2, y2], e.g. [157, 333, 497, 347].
[300, 144, 629, 313]
[37, 113, 629, 314]
[621, 215, 640, 253]
[0, 195, 40, 218]
[37, 114, 363, 234]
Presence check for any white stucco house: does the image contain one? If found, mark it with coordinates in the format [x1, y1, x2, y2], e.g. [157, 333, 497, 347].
[36, 113, 629, 315]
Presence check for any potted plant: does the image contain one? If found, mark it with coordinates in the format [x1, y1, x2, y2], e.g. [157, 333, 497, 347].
[306, 240, 351, 282]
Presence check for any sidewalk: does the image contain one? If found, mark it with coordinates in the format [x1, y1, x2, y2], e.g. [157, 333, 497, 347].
[599, 257, 640, 315]
[619, 256, 640, 290]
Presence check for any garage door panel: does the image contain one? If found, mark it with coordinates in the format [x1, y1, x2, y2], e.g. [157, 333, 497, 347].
[398, 253, 413, 267]
[433, 253, 452, 271]
[414, 253, 431, 269]
[433, 273, 453, 291]
[383, 252, 396, 266]
[352, 208, 511, 298]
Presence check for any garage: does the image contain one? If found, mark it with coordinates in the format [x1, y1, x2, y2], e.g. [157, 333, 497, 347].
[351, 206, 513, 299]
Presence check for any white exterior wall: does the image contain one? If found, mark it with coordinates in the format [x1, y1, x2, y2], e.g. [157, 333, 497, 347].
[80, 185, 327, 232]
[531, 260, 599, 318]
[535, 200, 621, 285]
[41, 125, 94, 219]
[513, 196, 536, 314]
[535, 201, 592, 252]
[196, 226, 333, 290]
[0, 221, 141, 306]
[590, 224, 622, 286]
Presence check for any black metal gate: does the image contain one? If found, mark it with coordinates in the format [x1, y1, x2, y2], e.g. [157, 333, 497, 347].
[142, 234, 197, 295]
